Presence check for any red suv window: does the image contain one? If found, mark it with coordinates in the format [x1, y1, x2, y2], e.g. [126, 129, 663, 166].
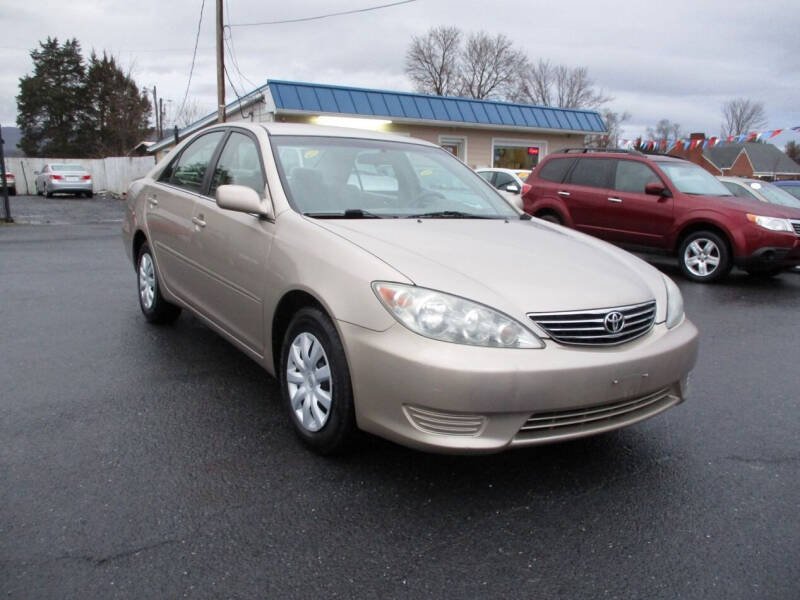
[567, 158, 613, 188]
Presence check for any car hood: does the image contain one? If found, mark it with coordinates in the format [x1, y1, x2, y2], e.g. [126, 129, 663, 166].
[312, 217, 667, 320]
[700, 194, 800, 218]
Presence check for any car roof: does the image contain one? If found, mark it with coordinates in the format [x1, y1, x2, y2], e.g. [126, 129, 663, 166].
[544, 150, 688, 164]
[718, 176, 763, 184]
[258, 122, 438, 147]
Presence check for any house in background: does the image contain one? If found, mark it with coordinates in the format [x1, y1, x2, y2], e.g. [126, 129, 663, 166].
[148, 80, 606, 167]
[669, 134, 800, 180]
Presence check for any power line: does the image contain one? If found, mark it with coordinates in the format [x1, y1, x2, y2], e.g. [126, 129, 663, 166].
[228, 0, 417, 27]
[223, 0, 259, 90]
[177, 0, 207, 123]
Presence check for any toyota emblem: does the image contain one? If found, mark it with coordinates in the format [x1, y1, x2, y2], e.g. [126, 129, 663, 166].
[604, 311, 625, 333]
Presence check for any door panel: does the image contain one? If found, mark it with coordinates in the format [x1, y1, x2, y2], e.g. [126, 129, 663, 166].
[562, 158, 614, 239]
[145, 130, 226, 306]
[608, 160, 673, 247]
[190, 200, 272, 353]
[185, 130, 273, 353]
[145, 182, 198, 303]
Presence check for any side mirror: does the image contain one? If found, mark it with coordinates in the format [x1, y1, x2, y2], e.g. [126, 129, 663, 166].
[645, 182, 668, 196]
[504, 183, 520, 194]
[216, 184, 274, 219]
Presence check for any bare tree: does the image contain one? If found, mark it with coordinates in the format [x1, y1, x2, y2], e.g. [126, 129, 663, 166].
[586, 109, 630, 148]
[174, 98, 205, 128]
[513, 60, 610, 109]
[722, 98, 767, 137]
[646, 119, 682, 140]
[786, 140, 800, 165]
[458, 32, 528, 99]
[404, 26, 462, 96]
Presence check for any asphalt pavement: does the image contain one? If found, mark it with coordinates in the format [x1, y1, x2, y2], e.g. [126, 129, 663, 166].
[1, 198, 798, 599]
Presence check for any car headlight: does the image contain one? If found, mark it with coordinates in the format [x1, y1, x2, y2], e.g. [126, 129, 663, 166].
[372, 282, 544, 348]
[746, 214, 793, 232]
[662, 274, 684, 329]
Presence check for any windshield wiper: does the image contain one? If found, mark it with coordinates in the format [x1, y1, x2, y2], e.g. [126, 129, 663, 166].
[303, 209, 383, 219]
[406, 210, 496, 219]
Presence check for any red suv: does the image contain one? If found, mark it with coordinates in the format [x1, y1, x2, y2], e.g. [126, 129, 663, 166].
[523, 149, 800, 282]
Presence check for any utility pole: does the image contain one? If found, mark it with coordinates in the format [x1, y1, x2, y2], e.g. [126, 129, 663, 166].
[159, 98, 165, 138]
[0, 128, 12, 223]
[216, 0, 225, 123]
[152, 86, 160, 138]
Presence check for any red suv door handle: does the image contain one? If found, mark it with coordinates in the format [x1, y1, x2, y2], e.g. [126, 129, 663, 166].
[607, 197, 622, 204]
[558, 191, 570, 197]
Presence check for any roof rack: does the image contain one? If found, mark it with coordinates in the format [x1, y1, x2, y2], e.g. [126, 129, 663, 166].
[559, 148, 644, 156]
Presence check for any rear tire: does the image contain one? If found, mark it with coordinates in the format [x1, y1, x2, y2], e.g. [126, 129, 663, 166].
[45, 185, 54, 198]
[537, 211, 562, 225]
[678, 231, 732, 283]
[280, 307, 357, 455]
[136, 242, 181, 324]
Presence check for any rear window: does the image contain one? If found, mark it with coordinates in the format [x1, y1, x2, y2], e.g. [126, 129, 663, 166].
[537, 157, 575, 183]
[567, 158, 612, 189]
[52, 165, 85, 172]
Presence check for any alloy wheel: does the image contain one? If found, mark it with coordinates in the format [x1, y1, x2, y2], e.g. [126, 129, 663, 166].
[138, 253, 156, 310]
[286, 332, 332, 432]
[683, 238, 720, 277]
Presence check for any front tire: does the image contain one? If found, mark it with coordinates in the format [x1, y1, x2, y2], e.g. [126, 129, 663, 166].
[136, 242, 181, 324]
[678, 231, 731, 283]
[280, 307, 356, 455]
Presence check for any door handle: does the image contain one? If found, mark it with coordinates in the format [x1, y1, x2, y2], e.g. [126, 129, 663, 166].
[607, 197, 622, 203]
[557, 191, 570, 196]
[147, 195, 158, 207]
[192, 216, 206, 228]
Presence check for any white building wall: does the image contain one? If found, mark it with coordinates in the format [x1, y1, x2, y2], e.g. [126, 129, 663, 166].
[5, 156, 156, 195]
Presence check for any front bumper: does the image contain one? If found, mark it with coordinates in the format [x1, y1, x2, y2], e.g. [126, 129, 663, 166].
[734, 245, 800, 270]
[339, 318, 699, 453]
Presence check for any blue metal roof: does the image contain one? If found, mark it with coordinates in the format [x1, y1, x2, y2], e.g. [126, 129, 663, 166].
[268, 80, 606, 133]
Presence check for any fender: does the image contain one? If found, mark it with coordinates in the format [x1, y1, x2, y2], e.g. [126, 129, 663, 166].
[670, 209, 742, 255]
[525, 194, 575, 227]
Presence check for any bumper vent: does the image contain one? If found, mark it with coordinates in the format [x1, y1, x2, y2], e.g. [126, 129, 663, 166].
[515, 387, 676, 442]
[790, 220, 800, 235]
[404, 405, 485, 436]
[529, 300, 656, 346]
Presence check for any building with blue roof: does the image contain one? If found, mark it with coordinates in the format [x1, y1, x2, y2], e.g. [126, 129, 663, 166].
[150, 80, 606, 169]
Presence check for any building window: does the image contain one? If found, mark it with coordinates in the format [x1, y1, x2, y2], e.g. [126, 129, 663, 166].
[492, 139, 547, 169]
[439, 135, 467, 162]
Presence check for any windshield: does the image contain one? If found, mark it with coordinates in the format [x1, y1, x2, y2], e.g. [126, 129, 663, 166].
[778, 184, 800, 200]
[655, 161, 732, 196]
[52, 165, 85, 172]
[748, 181, 800, 208]
[270, 136, 518, 219]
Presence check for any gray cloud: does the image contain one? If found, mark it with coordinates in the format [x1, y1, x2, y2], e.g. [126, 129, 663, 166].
[2, 0, 798, 145]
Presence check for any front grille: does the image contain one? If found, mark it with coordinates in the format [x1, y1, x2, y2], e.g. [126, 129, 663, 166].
[515, 387, 675, 442]
[790, 220, 800, 235]
[528, 300, 656, 346]
[404, 405, 485, 436]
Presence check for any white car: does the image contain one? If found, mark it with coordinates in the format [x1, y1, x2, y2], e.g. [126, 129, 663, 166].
[476, 168, 532, 196]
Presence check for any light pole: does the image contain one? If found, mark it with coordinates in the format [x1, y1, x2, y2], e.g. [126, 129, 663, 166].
[0, 127, 13, 223]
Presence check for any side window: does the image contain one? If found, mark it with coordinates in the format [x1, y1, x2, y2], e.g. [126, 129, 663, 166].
[614, 161, 661, 194]
[567, 158, 612, 189]
[210, 131, 266, 197]
[538, 158, 575, 183]
[477, 171, 495, 184]
[722, 181, 758, 200]
[493, 172, 515, 189]
[168, 131, 225, 193]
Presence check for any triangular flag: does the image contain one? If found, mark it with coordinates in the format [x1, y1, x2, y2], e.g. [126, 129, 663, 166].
[769, 129, 783, 138]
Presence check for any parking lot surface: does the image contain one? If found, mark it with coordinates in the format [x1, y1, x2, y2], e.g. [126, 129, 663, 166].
[1, 209, 799, 599]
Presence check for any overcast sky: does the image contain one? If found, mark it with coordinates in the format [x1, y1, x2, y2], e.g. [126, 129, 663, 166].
[2, 0, 799, 146]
